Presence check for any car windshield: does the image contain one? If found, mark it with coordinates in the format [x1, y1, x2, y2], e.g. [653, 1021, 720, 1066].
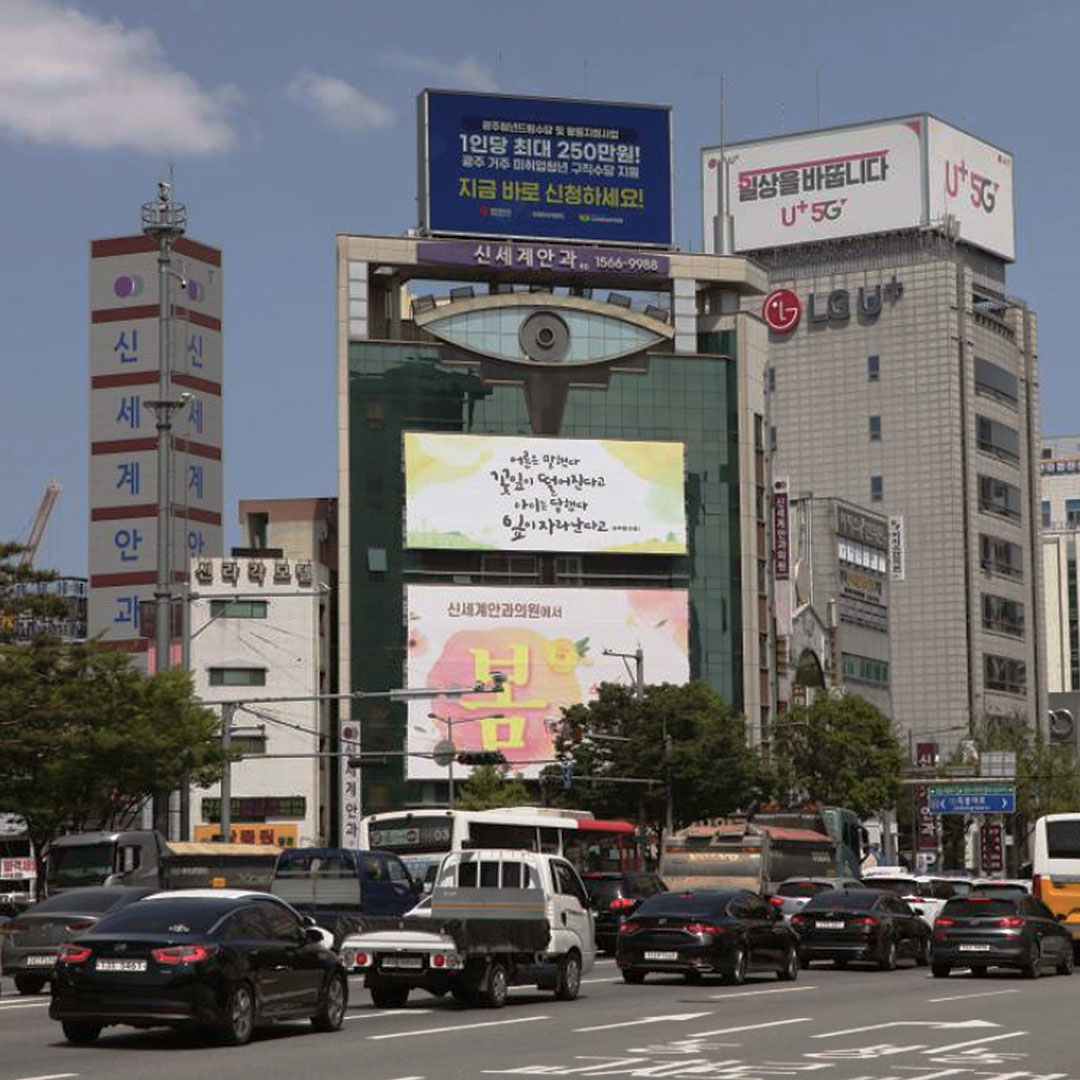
[25, 888, 135, 915]
[863, 879, 921, 896]
[777, 881, 834, 898]
[803, 891, 877, 911]
[970, 884, 1027, 897]
[584, 877, 623, 899]
[90, 899, 234, 936]
[48, 843, 115, 889]
[941, 898, 1020, 919]
[636, 893, 728, 919]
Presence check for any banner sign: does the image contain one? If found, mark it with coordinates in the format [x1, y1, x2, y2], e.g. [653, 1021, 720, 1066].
[404, 433, 686, 554]
[773, 478, 790, 580]
[889, 515, 905, 581]
[416, 240, 669, 277]
[916, 786, 939, 852]
[0, 858, 36, 879]
[980, 820, 1005, 874]
[419, 90, 673, 247]
[405, 585, 690, 779]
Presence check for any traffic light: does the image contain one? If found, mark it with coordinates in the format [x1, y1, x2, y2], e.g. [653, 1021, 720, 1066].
[347, 754, 390, 768]
[456, 750, 507, 766]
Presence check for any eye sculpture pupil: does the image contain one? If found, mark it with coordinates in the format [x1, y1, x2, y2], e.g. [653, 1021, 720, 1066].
[519, 310, 570, 363]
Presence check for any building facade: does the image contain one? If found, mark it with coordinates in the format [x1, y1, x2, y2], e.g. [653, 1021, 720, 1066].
[703, 116, 1044, 754]
[1039, 436, 1080, 695]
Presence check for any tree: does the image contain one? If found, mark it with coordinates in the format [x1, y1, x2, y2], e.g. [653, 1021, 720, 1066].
[0, 640, 229, 859]
[545, 681, 767, 829]
[454, 765, 532, 811]
[0, 542, 66, 643]
[770, 695, 902, 819]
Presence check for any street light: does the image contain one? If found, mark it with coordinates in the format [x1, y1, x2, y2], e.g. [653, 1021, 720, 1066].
[427, 713, 505, 810]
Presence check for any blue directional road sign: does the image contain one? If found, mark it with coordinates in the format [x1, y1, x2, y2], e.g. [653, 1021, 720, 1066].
[928, 783, 1016, 814]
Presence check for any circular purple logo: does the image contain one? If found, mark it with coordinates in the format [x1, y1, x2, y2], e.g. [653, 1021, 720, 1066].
[186, 279, 204, 302]
[113, 274, 143, 299]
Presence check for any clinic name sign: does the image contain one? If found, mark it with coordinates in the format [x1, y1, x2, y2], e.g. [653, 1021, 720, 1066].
[418, 90, 673, 247]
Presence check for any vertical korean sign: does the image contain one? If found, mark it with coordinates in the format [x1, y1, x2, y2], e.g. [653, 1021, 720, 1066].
[405, 585, 689, 779]
[980, 820, 1005, 875]
[916, 785, 940, 853]
[889, 515, 905, 581]
[339, 719, 362, 848]
[418, 90, 673, 247]
[773, 478, 790, 581]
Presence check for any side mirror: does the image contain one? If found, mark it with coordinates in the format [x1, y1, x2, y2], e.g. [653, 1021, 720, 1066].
[1056, 912, 1067, 922]
[301, 914, 317, 927]
[304, 926, 324, 944]
[412, 878, 424, 896]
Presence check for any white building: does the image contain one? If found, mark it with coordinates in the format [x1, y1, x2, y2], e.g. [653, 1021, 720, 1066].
[188, 552, 330, 845]
[1040, 436, 1080, 694]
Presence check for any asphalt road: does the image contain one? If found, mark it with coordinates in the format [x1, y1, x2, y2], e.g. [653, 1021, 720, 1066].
[0, 956, 1076, 1080]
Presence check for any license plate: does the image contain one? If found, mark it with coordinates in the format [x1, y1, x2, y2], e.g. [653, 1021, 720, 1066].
[958, 944, 991, 952]
[382, 956, 423, 969]
[644, 951, 679, 961]
[816, 921, 845, 930]
[25, 955, 56, 967]
[95, 958, 147, 972]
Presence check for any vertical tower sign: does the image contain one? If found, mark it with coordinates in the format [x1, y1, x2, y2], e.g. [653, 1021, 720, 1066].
[88, 235, 224, 648]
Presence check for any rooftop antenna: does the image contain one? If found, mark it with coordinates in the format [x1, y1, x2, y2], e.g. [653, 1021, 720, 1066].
[713, 76, 734, 255]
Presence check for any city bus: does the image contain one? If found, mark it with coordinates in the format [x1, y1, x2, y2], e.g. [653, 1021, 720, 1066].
[358, 807, 639, 888]
[1032, 813, 1080, 949]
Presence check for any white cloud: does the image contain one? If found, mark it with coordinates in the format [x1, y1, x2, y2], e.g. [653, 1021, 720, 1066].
[381, 49, 499, 92]
[286, 71, 393, 132]
[0, 0, 236, 155]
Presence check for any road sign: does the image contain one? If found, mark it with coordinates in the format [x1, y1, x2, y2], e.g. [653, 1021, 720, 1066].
[432, 739, 457, 768]
[928, 782, 1016, 814]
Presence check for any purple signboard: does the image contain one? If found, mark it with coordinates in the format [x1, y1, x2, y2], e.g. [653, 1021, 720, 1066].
[773, 479, 790, 580]
[416, 240, 668, 278]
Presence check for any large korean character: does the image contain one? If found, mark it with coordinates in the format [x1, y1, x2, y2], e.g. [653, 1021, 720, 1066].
[777, 168, 800, 197]
[186, 396, 203, 435]
[557, 249, 577, 270]
[463, 643, 546, 712]
[865, 153, 889, 183]
[824, 162, 846, 189]
[187, 529, 206, 555]
[115, 461, 140, 495]
[115, 394, 141, 430]
[515, 245, 535, 268]
[113, 595, 140, 628]
[536, 247, 555, 268]
[756, 171, 779, 199]
[187, 464, 204, 500]
[473, 244, 492, 266]
[802, 164, 824, 192]
[738, 174, 758, 202]
[187, 332, 204, 369]
[544, 183, 564, 205]
[114, 527, 143, 564]
[563, 184, 582, 206]
[114, 328, 139, 364]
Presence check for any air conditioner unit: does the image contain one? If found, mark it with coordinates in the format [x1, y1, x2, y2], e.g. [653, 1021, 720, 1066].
[195, 559, 214, 584]
[220, 560, 239, 583]
[295, 561, 314, 586]
[247, 560, 266, 584]
[273, 561, 291, 584]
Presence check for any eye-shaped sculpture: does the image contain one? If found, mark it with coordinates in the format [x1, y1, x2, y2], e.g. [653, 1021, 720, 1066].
[413, 292, 673, 366]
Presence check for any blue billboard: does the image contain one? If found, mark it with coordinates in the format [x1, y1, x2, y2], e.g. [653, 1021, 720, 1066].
[418, 90, 673, 248]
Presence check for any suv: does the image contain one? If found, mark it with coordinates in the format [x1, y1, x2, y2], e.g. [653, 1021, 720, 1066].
[583, 872, 667, 953]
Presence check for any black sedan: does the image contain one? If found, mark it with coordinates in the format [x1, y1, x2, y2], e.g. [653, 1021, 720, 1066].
[583, 871, 667, 954]
[931, 894, 1074, 978]
[616, 889, 799, 985]
[49, 890, 347, 1044]
[790, 888, 931, 970]
[0, 887, 154, 995]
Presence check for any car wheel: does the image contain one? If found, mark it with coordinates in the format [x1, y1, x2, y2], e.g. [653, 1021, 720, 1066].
[14, 974, 47, 995]
[219, 983, 256, 1046]
[931, 962, 951, 978]
[370, 980, 410, 1009]
[722, 945, 746, 986]
[879, 939, 898, 972]
[1058, 944, 1075, 976]
[311, 971, 348, 1032]
[62, 1020, 101, 1044]
[555, 951, 581, 1001]
[778, 945, 799, 982]
[622, 968, 646, 984]
[1023, 942, 1042, 980]
[484, 962, 509, 1008]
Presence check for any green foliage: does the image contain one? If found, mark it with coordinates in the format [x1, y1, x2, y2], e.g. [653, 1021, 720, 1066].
[544, 681, 767, 829]
[770, 694, 902, 818]
[0, 640, 229, 852]
[0, 542, 66, 643]
[454, 765, 532, 811]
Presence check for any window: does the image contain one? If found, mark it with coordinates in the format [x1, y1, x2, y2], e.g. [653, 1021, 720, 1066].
[984, 653, 1026, 696]
[230, 733, 267, 755]
[1042, 447, 1054, 460]
[553, 860, 589, 905]
[842, 652, 889, 686]
[974, 357, 1019, 406]
[754, 413, 764, 450]
[867, 354, 880, 381]
[385, 856, 411, 884]
[1041, 500, 1051, 528]
[869, 415, 882, 441]
[766, 367, 776, 393]
[208, 667, 266, 687]
[1068, 499, 1080, 527]
[978, 474, 1022, 521]
[977, 415, 1020, 464]
[254, 902, 302, 943]
[982, 594, 1025, 638]
[768, 425, 777, 450]
[209, 599, 268, 619]
[980, 534, 1024, 580]
[870, 475, 883, 502]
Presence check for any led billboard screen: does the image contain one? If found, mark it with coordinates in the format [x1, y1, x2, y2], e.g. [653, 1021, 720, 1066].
[404, 432, 686, 554]
[406, 585, 690, 779]
[418, 90, 673, 247]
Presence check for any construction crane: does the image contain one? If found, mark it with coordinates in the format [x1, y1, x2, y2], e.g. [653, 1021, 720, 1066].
[20, 479, 61, 568]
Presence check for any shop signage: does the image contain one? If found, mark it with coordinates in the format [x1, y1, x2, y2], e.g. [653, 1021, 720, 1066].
[773, 477, 790, 579]
[416, 240, 669, 277]
[980, 821, 1005, 874]
[837, 505, 888, 550]
[763, 289, 801, 333]
[889, 515, 905, 581]
[807, 275, 903, 326]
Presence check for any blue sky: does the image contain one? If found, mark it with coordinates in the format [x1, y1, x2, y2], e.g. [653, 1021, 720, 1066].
[2, 0, 1077, 575]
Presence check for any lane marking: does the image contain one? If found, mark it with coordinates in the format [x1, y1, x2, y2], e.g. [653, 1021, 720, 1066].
[370, 1015, 550, 1041]
[581, 977, 618, 984]
[813, 1020, 998, 1038]
[344, 1009, 431, 1021]
[690, 1018, 812, 1038]
[0, 1001, 52, 1011]
[709, 986, 818, 999]
[923, 1031, 1027, 1054]
[928, 989, 1022, 1003]
[576, 1011, 713, 1033]
[5, 1075, 79, 1080]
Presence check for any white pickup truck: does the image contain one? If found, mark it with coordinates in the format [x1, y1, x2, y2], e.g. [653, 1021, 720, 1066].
[339, 848, 595, 1008]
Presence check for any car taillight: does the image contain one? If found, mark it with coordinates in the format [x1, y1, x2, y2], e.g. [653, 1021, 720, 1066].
[851, 916, 878, 926]
[609, 897, 635, 912]
[790, 913, 808, 925]
[936, 917, 956, 927]
[152, 945, 217, 966]
[685, 923, 727, 935]
[0, 922, 27, 935]
[996, 916, 1024, 928]
[768, 896, 785, 907]
[66, 922, 94, 933]
[57, 944, 92, 964]
[619, 921, 641, 934]
[432, 953, 446, 968]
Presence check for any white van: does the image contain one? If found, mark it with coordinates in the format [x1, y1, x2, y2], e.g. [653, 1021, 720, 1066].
[1031, 814, 1080, 948]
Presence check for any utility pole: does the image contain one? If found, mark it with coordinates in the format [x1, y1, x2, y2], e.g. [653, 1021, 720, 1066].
[218, 702, 236, 841]
[142, 179, 187, 836]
